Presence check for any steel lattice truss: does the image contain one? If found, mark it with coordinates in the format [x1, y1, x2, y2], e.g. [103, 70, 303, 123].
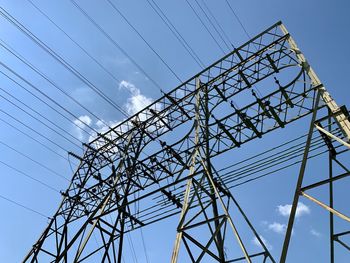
[24, 21, 350, 262]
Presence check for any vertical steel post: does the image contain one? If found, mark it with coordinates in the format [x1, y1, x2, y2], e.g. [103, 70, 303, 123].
[279, 24, 350, 141]
[171, 78, 202, 263]
[328, 112, 335, 263]
[203, 82, 225, 261]
[117, 213, 126, 263]
[280, 91, 321, 263]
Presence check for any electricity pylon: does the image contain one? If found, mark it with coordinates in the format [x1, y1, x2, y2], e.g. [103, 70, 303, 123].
[23, 21, 350, 262]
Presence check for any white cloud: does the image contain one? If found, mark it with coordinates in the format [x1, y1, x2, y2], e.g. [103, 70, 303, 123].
[119, 80, 154, 117]
[78, 80, 168, 150]
[310, 229, 321, 237]
[268, 222, 286, 234]
[252, 235, 272, 250]
[277, 202, 310, 218]
[119, 80, 166, 131]
[73, 115, 92, 140]
[88, 80, 165, 148]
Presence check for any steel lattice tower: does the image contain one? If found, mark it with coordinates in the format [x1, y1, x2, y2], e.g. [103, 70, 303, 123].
[24, 22, 350, 263]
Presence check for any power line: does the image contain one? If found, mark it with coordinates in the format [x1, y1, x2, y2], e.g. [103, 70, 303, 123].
[0, 38, 111, 129]
[212, 133, 331, 191]
[0, 193, 48, 218]
[23, 1, 162, 122]
[198, 0, 234, 48]
[0, 64, 95, 137]
[193, 0, 231, 50]
[145, 0, 205, 68]
[217, 132, 310, 173]
[0, 116, 69, 162]
[126, 233, 138, 263]
[0, 140, 69, 182]
[0, 91, 83, 149]
[0, 64, 152, 163]
[25, 0, 123, 86]
[183, 0, 226, 54]
[222, 137, 326, 185]
[216, 129, 343, 189]
[0, 159, 60, 193]
[23, 0, 143, 127]
[0, 68, 93, 139]
[144, 139, 332, 223]
[0, 108, 71, 153]
[106, 0, 182, 82]
[140, 228, 150, 263]
[149, 127, 340, 219]
[223, 0, 251, 39]
[229, 144, 345, 189]
[0, 84, 82, 145]
[0, 7, 129, 118]
[69, 0, 165, 93]
[1, 2, 201, 155]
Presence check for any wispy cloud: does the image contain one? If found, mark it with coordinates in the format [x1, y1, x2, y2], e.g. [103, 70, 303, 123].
[118, 80, 166, 133]
[310, 229, 321, 237]
[252, 235, 272, 250]
[119, 80, 154, 118]
[268, 222, 286, 234]
[74, 80, 162, 145]
[73, 115, 92, 140]
[277, 202, 310, 218]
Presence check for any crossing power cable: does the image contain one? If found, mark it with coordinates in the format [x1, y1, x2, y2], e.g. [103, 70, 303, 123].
[69, 0, 164, 93]
[222, 137, 327, 186]
[0, 92, 83, 149]
[193, 0, 231, 50]
[0, 193, 48, 218]
[0, 85, 82, 145]
[229, 144, 346, 189]
[0, 116, 70, 162]
[0, 38, 111, 129]
[0, 108, 73, 153]
[0, 69, 93, 139]
[223, 0, 251, 39]
[0, 64, 96, 137]
[115, 127, 342, 226]
[198, 0, 234, 48]
[2, 3, 167, 129]
[136, 127, 340, 223]
[167, 131, 333, 200]
[0, 7, 130, 118]
[222, 129, 344, 186]
[0, 159, 60, 193]
[23, 0, 152, 124]
[105, 0, 182, 82]
[140, 228, 150, 263]
[145, 0, 205, 68]
[137, 140, 334, 225]
[0, 140, 70, 182]
[183, 0, 226, 54]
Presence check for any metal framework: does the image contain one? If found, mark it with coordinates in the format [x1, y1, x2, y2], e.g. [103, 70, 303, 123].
[23, 21, 350, 262]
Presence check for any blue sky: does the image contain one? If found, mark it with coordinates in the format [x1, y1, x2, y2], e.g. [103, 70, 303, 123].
[0, 0, 350, 262]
